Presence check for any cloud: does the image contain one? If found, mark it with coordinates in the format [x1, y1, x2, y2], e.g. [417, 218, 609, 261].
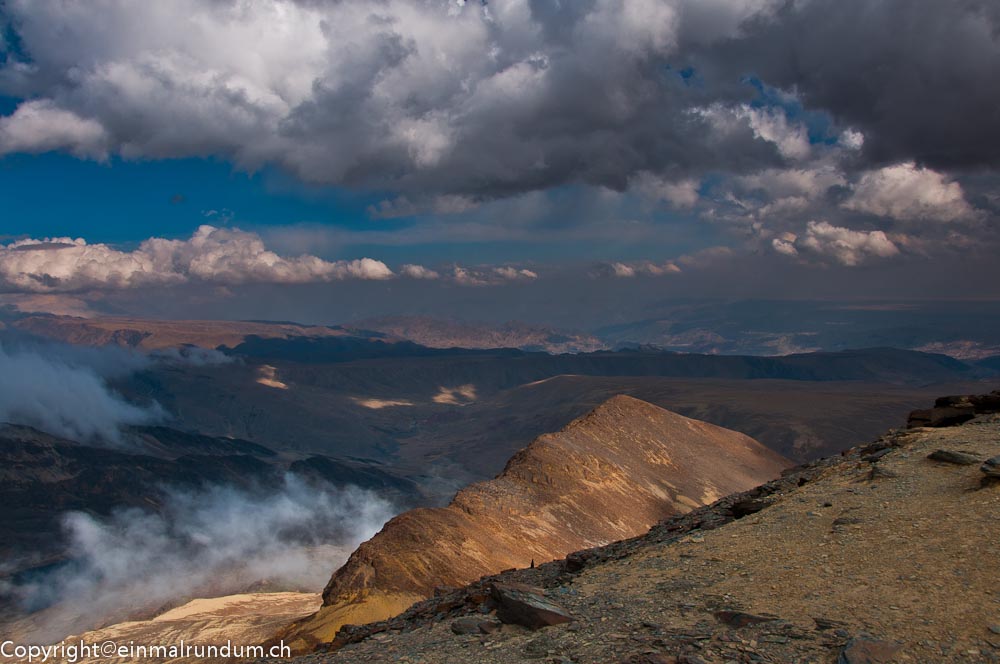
[790, 221, 900, 266]
[0, 226, 393, 293]
[0, 342, 163, 443]
[695, 103, 811, 161]
[603, 260, 682, 278]
[399, 264, 441, 280]
[149, 345, 235, 367]
[632, 173, 700, 208]
[0, 0, 832, 202]
[702, 0, 1000, 171]
[451, 265, 538, 286]
[0, 100, 109, 159]
[842, 162, 975, 222]
[736, 167, 847, 201]
[7, 475, 395, 642]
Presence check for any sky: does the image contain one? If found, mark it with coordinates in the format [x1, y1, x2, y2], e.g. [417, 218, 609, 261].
[1, 0, 999, 325]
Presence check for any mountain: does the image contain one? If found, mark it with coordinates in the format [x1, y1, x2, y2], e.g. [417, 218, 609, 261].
[594, 299, 1000, 359]
[351, 316, 607, 353]
[302, 391, 1000, 663]
[277, 396, 789, 651]
[6, 314, 359, 350]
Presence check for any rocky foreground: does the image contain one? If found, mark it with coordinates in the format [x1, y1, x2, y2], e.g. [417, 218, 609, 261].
[273, 391, 1000, 664]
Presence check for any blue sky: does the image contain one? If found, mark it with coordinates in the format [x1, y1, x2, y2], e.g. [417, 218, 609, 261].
[0, 152, 372, 245]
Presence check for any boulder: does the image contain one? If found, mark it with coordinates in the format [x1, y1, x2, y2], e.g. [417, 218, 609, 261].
[907, 405, 976, 428]
[927, 450, 981, 465]
[490, 582, 573, 629]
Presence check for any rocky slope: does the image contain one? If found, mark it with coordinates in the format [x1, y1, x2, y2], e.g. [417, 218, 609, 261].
[276, 390, 1000, 664]
[276, 396, 789, 652]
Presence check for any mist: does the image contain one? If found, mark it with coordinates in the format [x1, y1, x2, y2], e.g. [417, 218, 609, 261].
[6, 474, 395, 644]
[0, 342, 164, 444]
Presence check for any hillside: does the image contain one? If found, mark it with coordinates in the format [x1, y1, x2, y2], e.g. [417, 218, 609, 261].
[277, 396, 789, 651]
[351, 316, 607, 353]
[7, 315, 356, 350]
[285, 391, 1000, 664]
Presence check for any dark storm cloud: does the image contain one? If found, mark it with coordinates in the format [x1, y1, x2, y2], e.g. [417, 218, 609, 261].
[0, 0, 826, 201]
[693, 0, 1000, 170]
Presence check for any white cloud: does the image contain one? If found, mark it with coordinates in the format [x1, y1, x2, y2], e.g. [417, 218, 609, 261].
[0, 100, 109, 158]
[451, 265, 538, 286]
[0, 343, 163, 444]
[697, 103, 811, 161]
[743, 106, 811, 160]
[399, 264, 441, 280]
[843, 162, 975, 222]
[771, 233, 799, 257]
[632, 173, 700, 208]
[737, 167, 846, 200]
[0, 226, 393, 293]
[796, 221, 899, 266]
[602, 259, 684, 278]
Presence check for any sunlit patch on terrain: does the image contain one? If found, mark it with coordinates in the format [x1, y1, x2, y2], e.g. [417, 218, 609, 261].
[256, 365, 288, 389]
[351, 397, 416, 409]
[432, 384, 477, 405]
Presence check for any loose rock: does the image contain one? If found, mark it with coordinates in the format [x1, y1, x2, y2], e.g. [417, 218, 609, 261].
[450, 617, 481, 635]
[981, 456, 1000, 478]
[491, 582, 574, 629]
[927, 449, 980, 465]
[713, 610, 781, 628]
[838, 636, 901, 663]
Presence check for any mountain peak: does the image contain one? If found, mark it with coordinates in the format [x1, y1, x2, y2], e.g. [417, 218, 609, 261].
[278, 396, 789, 652]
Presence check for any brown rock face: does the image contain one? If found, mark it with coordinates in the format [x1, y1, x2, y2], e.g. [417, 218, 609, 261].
[281, 395, 789, 650]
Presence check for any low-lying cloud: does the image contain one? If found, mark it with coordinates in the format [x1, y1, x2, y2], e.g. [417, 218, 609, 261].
[7, 475, 395, 643]
[0, 342, 164, 443]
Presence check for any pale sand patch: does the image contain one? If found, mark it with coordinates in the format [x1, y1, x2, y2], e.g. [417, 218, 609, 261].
[432, 384, 477, 405]
[35, 593, 321, 664]
[351, 397, 415, 409]
[256, 365, 288, 389]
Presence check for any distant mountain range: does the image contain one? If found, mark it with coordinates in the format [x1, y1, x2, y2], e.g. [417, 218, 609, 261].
[351, 316, 606, 354]
[8, 307, 1000, 359]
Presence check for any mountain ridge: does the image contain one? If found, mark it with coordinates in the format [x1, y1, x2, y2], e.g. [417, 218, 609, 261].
[276, 395, 788, 652]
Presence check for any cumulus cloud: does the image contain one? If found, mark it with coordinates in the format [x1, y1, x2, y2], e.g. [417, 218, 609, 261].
[451, 265, 537, 286]
[0, 0, 849, 202]
[0, 342, 163, 443]
[399, 264, 441, 280]
[8, 476, 395, 642]
[736, 167, 847, 201]
[843, 162, 975, 222]
[0, 226, 393, 293]
[632, 173, 700, 208]
[789, 221, 900, 266]
[696, 103, 811, 161]
[0, 100, 109, 159]
[603, 260, 682, 278]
